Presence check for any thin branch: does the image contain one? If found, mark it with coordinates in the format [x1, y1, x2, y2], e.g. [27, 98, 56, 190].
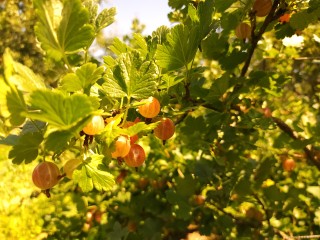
[272, 116, 320, 170]
[241, 0, 282, 77]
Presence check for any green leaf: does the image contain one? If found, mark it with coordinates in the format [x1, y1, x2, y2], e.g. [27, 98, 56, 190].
[6, 87, 27, 126]
[121, 121, 160, 137]
[3, 49, 46, 92]
[73, 154, 115, 192]
[60, 63, 104, 92]
[107, 222, 129, 240]
[263, 185, 285, 202]
[27, 90, 94, 130]
[188, 4, 199, 23]
[95, 7, 116, 32]
[219, 49, 247, 70]
[159, 73, 184, 90]
[0, 135, 19, 146]
[83, 0, 98, 24]
[206, 74, 230, 100]
[109, 38, 130, 55]
[34, 0, 94, 60]
[103, 56, 117, 68]
[101, 114, 123, 147]
[34, 0, 62, 60]
[152, 25, 170, 44]
[274, 23, 296, 39]
[233, 174, 252, 196]
[155, 24, 200, 71]
[197, 0, 215, 38]
[168, 0, 187, 9]
[60, 73, 82, 92]
[44, 115, 92, 152]
[44, 130, 74, 153]
[165, 189, 192, 220]
[132, 33, 148, 57]
[9, 132, 43, 164]
[57, 0, 95, 53]
[10, 62, 46, 92]
[0, 77, 11, 118]
[21, 120, 46, 134]
[102, 52, 158, 99]
[215, 0, 234, 12]
[290, 10, 319, 30]
[73, 165, 93, 191]
[176, 174, 197, 197]
[201, 31, 229, 60]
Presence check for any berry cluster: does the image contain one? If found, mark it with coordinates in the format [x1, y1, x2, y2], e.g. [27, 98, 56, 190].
[31, 96, 176, 195]
[110, 96, 175, 167]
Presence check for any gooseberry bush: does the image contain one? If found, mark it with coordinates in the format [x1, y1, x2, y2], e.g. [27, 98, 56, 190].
[1, 0, 320, 238]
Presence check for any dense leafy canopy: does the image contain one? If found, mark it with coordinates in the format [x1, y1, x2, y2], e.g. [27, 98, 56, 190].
[1, 0, 320, 239]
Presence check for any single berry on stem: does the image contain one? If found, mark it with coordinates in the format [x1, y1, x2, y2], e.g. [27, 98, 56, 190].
[111, 135, 131, 158]
[235, 22, 251, 40]
[138, 97, 161, 118]
[124, 144, 146, 167]
[252, 0, 272, 17]
[154, 118, 175, 141]
[83, 115, 105, 136]
[32, 161, 61, 191]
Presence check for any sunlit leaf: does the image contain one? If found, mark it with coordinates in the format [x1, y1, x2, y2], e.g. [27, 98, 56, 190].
[3, 49, 46, 92]
[109, 37, 130, 55]
[95, 7, 116, 32]
[60, 63, 104, 92]
[0, 77, 11, 118]
[57, 0, 95, 53]
[73, 154, 115, 192]
[102, 52, 158, 99]
[6, 87, 27, 126]
[101, 114, 123, 147]
[155, 24, 200, 71]
[34, 0, 94, 60]
[132, 33, 148, 57]
[124, 122, 160, 137]
[34, 0, 62, 60]
[27, 90, 94, 129]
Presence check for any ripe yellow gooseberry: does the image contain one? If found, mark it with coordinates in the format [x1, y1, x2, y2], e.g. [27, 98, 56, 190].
[83, 115, 105, 135]
[282, 158, 296, 171]
[253, 0, 272, 17]
[32, 161, 60, 190]
[138, 97, 161, 118]
[111, 135, 131, 158]
[124, 144, 146, 167]
[154, 118, 175, 140]
[235, 22, 251, 40]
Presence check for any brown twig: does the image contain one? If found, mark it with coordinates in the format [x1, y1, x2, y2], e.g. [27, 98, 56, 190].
[241, 0, 282, 77]
[271, 117, 320, 170]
